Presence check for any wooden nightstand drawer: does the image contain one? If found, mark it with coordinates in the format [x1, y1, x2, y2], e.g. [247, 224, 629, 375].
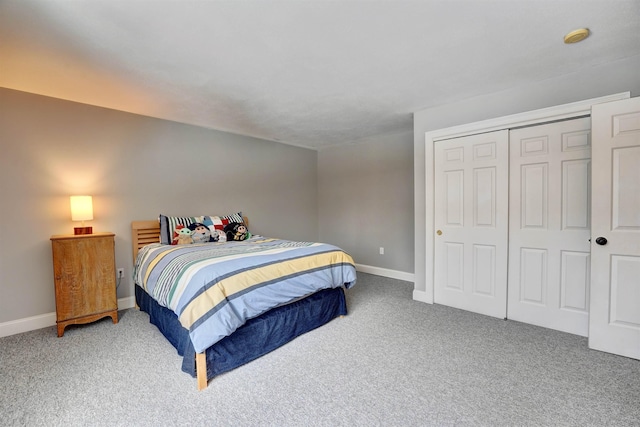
[51, 232, 118, 337]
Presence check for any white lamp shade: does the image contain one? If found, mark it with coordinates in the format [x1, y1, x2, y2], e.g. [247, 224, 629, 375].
[70, 196, 94, 221]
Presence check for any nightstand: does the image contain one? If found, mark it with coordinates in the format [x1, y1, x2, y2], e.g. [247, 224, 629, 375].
[50, 232, 118, 337]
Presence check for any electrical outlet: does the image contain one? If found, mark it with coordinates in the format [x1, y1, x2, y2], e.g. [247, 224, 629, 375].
[117, 268, 124, 278]
[379, 247, 384, 255]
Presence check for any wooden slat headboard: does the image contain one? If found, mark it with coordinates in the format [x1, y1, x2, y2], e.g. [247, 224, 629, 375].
[131, 217, 249, 262]
[131, 220, 161, 262]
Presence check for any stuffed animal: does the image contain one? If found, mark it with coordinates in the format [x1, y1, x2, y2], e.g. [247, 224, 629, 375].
[189, 222, 216, 243]
[213, 229, 227, 242]
[174, 226, 194, 245]
[224, 222, 251, 241]
[171, 224, 185, 244]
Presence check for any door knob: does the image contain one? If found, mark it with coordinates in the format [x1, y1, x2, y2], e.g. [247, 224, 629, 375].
[595, 237, 608, 246]
[436, 230, 442, 236]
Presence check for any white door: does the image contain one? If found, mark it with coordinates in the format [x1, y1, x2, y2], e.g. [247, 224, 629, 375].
[589, 97, 640, 360]
[507, 118, 592, 336]
[434, 130, 509, 318]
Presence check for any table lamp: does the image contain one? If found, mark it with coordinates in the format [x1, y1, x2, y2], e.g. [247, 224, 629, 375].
[70, 195, 93, 235]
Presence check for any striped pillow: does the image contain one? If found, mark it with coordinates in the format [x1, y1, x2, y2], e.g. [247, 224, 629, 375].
[159, 212, 244, 245]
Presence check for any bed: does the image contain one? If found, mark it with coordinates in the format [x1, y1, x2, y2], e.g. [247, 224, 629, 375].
[131, 217, 357, 390]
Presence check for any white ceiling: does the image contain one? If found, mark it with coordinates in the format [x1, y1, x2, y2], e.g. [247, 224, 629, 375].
[1, 0, 639, 150]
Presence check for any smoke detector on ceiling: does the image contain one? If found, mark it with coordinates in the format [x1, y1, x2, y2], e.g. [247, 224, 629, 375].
[564, 28, 590, 44]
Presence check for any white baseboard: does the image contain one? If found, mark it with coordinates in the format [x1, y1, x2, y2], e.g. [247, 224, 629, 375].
[355, 264, 414, 283]
[412, 289, 433, 304]
[0, 296, 137, 338]
[354, 264, 432, 303]
[118, 296, 136, 310]
[0, 312, 57, 338]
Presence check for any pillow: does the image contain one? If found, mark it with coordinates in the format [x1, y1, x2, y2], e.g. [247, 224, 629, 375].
[159, 212, 245, 245]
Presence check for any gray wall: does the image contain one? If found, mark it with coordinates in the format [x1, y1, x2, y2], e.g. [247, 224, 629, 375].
[413, 54, 640, 294]
[0, 88, 318, 323]
[318, 130, 414, 273]
[7, 54, 636, 325]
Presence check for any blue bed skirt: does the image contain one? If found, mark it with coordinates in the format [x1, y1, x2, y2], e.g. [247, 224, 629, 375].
[135, 285, 347, 380]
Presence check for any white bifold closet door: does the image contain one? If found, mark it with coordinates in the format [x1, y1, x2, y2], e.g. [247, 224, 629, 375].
[434, 119, 593, 334]
[507, 118, 592, 336]
[434, 130, 509, 319]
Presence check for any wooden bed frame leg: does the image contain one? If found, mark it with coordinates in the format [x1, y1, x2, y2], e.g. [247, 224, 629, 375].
[196, 353, 208, 391]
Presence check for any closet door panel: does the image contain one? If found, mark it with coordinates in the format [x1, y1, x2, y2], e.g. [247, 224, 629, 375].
[508, 118, 592, 336]
[560, 251, 590, 312]
[562, 159, 591, 229]
[521, 163, 548, 229]
[434, 130, 509, 319]
[520, 247, 547, 305]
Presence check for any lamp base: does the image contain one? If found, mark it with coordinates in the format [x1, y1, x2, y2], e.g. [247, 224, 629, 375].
[74, 226, 93, 235]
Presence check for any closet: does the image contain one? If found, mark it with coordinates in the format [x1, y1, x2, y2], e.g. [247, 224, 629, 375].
[422, 94, 640, 360]
[434, 118, 591, 336]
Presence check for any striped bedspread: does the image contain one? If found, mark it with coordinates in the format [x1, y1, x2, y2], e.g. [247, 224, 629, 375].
[134, 236, 357, 353]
